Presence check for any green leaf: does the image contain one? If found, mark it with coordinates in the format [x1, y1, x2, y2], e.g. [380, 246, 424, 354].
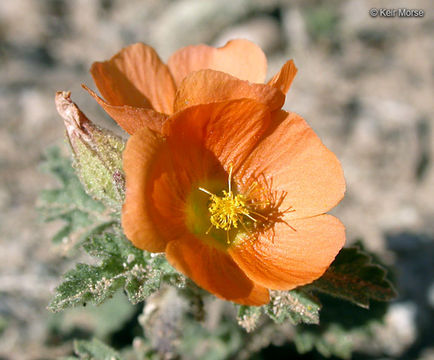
[41, 147, 186, 311]
[264, 290, 321, 325]
[310, 246, 397, 308]
[38, 146, 108, 245]
[48, 260, 123, 311]
[237, 305, 262, 332]
[48, 229, 185, 312]
[235, 288, 321, 330]
[73, 338, 123, 360]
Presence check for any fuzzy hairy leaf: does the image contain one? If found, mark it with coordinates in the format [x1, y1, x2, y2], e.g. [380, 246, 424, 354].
[42, 147, 186, 311]
[49, 229, 185, 312]
[237, 305, 262, 332]
[38, 146, 108, 244]
[310, 247, 397, 308]
[47, 260, 123, 311]
[236, 289, 321, 331]
[265, 290, 321, 325]
[73, 338, 123, 360]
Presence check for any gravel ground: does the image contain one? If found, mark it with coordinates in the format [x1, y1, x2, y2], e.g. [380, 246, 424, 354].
[0, 0, 433, 359]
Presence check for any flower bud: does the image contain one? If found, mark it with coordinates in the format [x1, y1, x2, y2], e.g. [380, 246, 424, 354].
[55, 91, 125, 211]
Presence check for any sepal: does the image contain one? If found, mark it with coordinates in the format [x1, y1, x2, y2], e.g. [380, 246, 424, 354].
[56, 91, 125, 212]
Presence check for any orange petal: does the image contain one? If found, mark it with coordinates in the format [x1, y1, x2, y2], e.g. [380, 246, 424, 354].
[166, 236, 269, 305]
[122, 127, 168, 252]
[232, 283, 270, 306]
[84, 85, 168, 134]
[229, 215, 345, 290]
[144, 100, 272, 248]
[174, 70, 285, 113]
[267, 59, 298, 94]
[168, 39, 267, 86]
[145, 144, 202, 243]
[237, 111, 345, 220]
[90, 43, 176, 114]
[163, 99, 271, 173]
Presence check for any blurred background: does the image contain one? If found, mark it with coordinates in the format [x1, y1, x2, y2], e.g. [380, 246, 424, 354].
[0, 0, 433, 359]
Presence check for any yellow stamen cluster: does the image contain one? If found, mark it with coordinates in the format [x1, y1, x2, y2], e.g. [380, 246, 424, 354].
[207, 190, 251, 231]
[198, 166, 260, 244]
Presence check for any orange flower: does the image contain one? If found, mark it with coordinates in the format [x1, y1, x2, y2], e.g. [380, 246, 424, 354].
[84, 39, 297, 135]
[122, 98, 346, 305]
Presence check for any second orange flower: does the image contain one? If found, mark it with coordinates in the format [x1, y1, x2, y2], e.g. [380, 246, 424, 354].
[85, 39, 297, 134]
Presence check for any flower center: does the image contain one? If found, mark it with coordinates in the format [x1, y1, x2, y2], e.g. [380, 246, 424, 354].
[198, 165, 263, 244]
[198, 188, 254, 232]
